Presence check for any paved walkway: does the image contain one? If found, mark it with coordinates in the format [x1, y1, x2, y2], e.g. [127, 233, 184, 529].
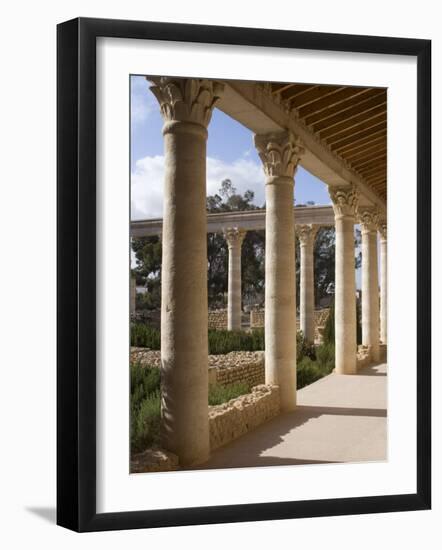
[196, 363, 387, 470]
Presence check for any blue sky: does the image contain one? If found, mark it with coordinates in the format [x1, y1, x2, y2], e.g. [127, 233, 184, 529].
[130, 75, 331, 220]
[130, 75, 361, 286]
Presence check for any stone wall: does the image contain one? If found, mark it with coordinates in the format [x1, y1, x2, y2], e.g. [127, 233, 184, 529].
[208, 309, 228, 330]
[209, 351, 265, 388]
[131, 309, 161, 329]
[250, 307, 330, 343]
[209, 384, 280, 450]
[130, 447, 179, 474]
[131, 348, 265, 388]
[250, 309, 265, 328]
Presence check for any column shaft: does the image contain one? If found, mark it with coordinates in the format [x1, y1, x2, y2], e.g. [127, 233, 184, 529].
[255, 131, 303, 411]
[265, 178, 297, 408]
[298, 225, 317, 343]
[359, 208, 380, 362]
[149, 77, 223, 465]
[379, 224, 387, 344]
[161, 122, 209, 464]
[330, 186, 358, 374]
[225, 228, 245, 331]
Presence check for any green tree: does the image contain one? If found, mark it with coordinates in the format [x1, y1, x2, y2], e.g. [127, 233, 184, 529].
[206, 179, 265, 307]
[131, 236, 162, 310]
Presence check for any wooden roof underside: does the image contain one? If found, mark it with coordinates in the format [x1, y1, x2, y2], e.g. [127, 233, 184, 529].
[270, 83, 387, 201]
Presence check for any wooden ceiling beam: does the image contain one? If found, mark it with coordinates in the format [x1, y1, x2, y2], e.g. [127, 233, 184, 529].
[271, 83, 297, 94]
[357, 163, 386, 178]
[304, 89, 386, 126]
[298, 87, 373, 119]
[338, 133, 386, 156]
[288, 85, 344, 108]
[320, 112, 386, 141]
[343, 141, 385, 163]
[327, 121, 386, 149]
[280, 84, 318, 101]
[367, 174, 387, 186]
[312, 100, 386, 134]
[351, 152, 386, 170]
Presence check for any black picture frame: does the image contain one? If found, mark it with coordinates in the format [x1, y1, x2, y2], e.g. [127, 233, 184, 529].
[57, 17, 431, 532]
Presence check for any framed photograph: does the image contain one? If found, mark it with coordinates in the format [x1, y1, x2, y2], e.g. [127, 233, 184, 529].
[57, 17, 431, 532]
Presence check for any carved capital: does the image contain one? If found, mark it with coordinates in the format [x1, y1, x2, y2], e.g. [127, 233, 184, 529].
[147, 77, 224, 128]
[254, 131, 304, 179]
[357, 206, 379, 234]
[224, 227, 246, 249]
[329, 184, 359, 220]
[297, 224, 319, 248]
[377, 218, 387, 241]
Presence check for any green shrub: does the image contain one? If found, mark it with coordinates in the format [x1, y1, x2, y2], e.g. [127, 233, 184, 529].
[130, 363, 161, 453]
[315, 342, 335, 373]
[130, 362, 161, 401]
[208, 328, 264, 354]
[131, 323, 161, 349]
[296, 331, 316, 362]
[322, 301, 335, 344]
[208, 382, 251, 406]
[131, 390, 161, 453]
[297, 357, 323, 389]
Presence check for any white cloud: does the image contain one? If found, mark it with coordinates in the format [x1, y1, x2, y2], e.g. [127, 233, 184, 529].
[131, 155, 265, 220]
[131, 155, 165, 220]
[130, 77, 157, 126]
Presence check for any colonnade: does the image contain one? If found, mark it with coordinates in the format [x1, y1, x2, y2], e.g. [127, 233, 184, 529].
[146, 76, 388, 465]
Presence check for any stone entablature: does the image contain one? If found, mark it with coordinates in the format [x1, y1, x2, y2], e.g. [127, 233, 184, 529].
[209, 384, 280, 450]
[131, 205, 335, 238]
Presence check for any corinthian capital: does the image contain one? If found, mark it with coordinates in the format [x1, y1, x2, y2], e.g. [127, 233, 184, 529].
[357, 206, 379, 233]
[254, 131, 304, 179]
[147, 77, 224, 128]
[377, 217, 387, 241]
[297, 224, 318, 247]
[223, 227, 246, 249]
[329, 184, 359, 219]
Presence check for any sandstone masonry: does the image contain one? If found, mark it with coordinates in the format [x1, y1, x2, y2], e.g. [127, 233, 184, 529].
[209, 384, 280, 450]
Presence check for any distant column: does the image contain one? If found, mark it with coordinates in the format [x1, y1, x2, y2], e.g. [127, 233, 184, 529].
[255, 131, 304, 410]
[148, 77, 224, 465]
[224, 228, 246, 331]
[329, 184, 358, 374]
[298, 224, 318, 343]
[358, 206, 380, 363]
[378, 218, 388, 345]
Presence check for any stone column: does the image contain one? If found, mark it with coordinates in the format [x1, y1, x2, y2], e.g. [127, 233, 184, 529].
[358, 206, 380, 363]
[255, 131, 304, 410]
[298, 224, 318, 343]
[329, 185, 358, 374]
[148, 77, 224, 465]
[378, 219, 387, 345]
[224, 228, 246, 331]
